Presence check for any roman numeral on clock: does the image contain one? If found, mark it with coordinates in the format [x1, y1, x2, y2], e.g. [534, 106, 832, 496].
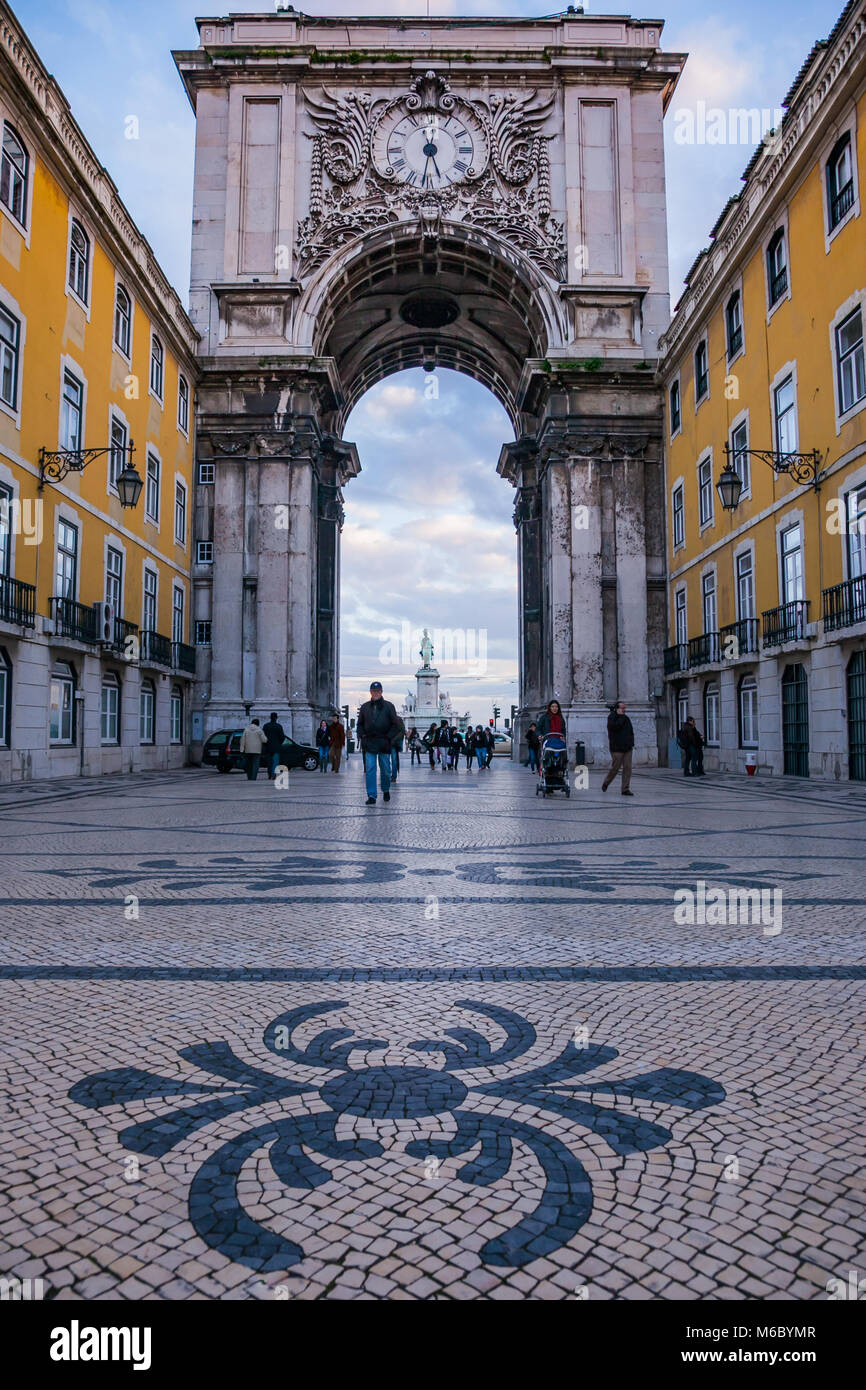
[453, 160, 468, 174]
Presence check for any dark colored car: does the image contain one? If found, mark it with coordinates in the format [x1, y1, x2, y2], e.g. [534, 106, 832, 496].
[202, 729, 319, 773]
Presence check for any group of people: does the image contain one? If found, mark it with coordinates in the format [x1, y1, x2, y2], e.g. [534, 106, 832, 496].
[410, 720, 497, 772]
[677, 716, 707, 777]
[314, 716, 347, 773]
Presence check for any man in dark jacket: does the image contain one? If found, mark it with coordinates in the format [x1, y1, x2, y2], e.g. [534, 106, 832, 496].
[678, 716, 705, 777]
[357, 681, 401, 805]
[602, 700, 635, 795]
[262, 712, 286, 780]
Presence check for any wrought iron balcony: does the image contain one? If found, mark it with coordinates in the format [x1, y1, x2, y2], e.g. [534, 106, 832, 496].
[172, 641, 196, 674]
[830, 179, 854, 228]
[727, 325, 743, 358]
[49, 596, 98, 644]
[664, 643, 689, 675]
[719, 617, 760, 657]
[769, 267, 788, 304]
[762, 599, 810, 648]
[113, 617, 139, 656]
[823, 576, 866, 633]
[0, 574, 36, 627]
[688, 632, 720, 667]
[140, 629, 172, 666]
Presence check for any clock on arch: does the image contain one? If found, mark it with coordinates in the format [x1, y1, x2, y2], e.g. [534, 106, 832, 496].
[371, 101, 488, 191]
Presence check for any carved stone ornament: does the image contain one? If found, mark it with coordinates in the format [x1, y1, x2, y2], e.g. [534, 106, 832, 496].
[297, 72, 565, 280]
[513, 485, 542, 529]
[208, 430, 303, 460]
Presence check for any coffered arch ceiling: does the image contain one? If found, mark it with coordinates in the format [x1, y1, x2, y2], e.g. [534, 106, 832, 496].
[296, 221, 566, 435]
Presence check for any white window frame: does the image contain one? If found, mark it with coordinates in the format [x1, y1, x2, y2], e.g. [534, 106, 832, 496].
[196, 541, 214, 565]
[724, 281, 745, 365]
[830, 292, 866, 432]
[139, 680, 156, 744]
[0, 287, 24, 427]
[149, 330, 165, 403]
[671, 477, 685, 551]
[107, 406, 130, 496]
[100, 673, 120, 745]
[701, 567, 717, 636]
[704, 683, 720, 746]
[0, 300, 21, 418]
[54, 516, 79, 601]
[729, 412, 751, 499]
[105, 542, 123, 616]
[195, 620, 212, 645]
[58, 358, 86, 455]
[142, 565, 158, 633]
[778, 517, 805, 606]
[668, 374, 681, 440]
[172, 583, 185, 644]
[674, 585, 688, 645]
[734, 544, 756, 621]
[170, 685, 183, 745]
[697, 451, 714, 531]
[177, 373, 190, 437]
[770, 362, 798, 460]
[113, 280, 133, 362]
[738, 675, 758, 749]
[0, 121, 31, 235]
[820, 111, 860, 252]
[198, 462, 215, 485]
[49, 661, 75, 745]
[66, 212, 91, 314]
[764, 219, 791, 319]
[694, 336, 710, 408]
[174, 477, 187, 547]
[0, 646, 10, 747]
[145, 449, 161, 527]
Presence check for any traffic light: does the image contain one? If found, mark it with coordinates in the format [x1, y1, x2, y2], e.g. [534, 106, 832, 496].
[493, 704, 501, 722]
[510, 704, 518, 723]
[342, 704, 349, 725]
[489, 718, 494, 725]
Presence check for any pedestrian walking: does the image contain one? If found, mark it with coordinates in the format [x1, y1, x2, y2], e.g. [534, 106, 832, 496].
[526, 721, 541, 774]
[537, 699, 566, 741]
[448, 725, 463, 770]
[316, 718, 331, 772]
[435, 718, 450, 770]
[474, 724, 488, 770]
[240, 717, 266, 781]
[390, 713, 405, 784]
[329, 714, 346, 773]
[408, 727, 423, 766]
[602, 700, 635, 795]
[262, 711, 286, 780]
[482, 725, 496, 768]
[423, 722, 438, 768]
[464, 726, 475, 770]
[678, 716, 705, 777]
[356, 681, 401, 805]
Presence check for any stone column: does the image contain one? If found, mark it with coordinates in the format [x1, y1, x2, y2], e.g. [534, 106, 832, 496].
[613, 447, 649, 704]
[544, 454, 574, 707]
[209, 450, 245, 711]
[499, 440, 544, 716]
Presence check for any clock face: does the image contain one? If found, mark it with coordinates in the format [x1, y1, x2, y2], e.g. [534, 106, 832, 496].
[373, 107, 487, 190]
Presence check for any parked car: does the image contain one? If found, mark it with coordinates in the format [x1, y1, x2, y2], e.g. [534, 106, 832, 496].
[490, 732, 512, 757]
[202, 729, 319, 773]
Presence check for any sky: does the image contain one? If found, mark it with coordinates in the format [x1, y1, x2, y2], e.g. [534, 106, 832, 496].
[14, 0, 844, 722]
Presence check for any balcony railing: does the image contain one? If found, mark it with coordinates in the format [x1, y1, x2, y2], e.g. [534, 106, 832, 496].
[688, 632, 720, 667]
[664, 643, 689, 675]
[113, 617, 139, 656]
[49, 596, 97, 644]
[823, 576, 866, 633]
[830, 179, 854, 228]
[720, 617, 760, 657]
[763, 599, 810, 648]
[0, 574, 36, 627]
[727, 326, 743, 358]
[140, 629, 172, 666]
[172, 641, 196, 674]
[770, 267, 788, 304]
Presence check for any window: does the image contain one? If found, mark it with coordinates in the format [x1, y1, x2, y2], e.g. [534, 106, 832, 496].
[0, 647, 10, 746]
[767, 229, 788, 306]
[170, 686, 183, 744]
[739, 676, 758, 748]
[676, 686, 689, 731]
[0, 124, 28, 226]
[730, 420, 750, 496]
[695, 340, 708, 402]
[49, 661, 75, 744]
[114, 285, 131, 357]
[780, 523, 804, 604]
[150, 334, 164, 399]
[145, 453, 160, 523]
[195, 620, 212, 645]
[845, 486, 866, 581]
[0, 482, 10, 576]
[142, 567, 157, 632]
[725, 292, 743, 359]
[174, 481, 187, 545]
[701, 571, 717, 635]
[698, 455, 714, 527]
[736, 550, 755, 620]
[669, 380, 681, 435]
[55, 520, 78, 599]
[198, 462, 214, 485]
[675, 588, 687, 645]
[178, 374, 190, 434]
[139, 680, 155, 744]
[0, 305, 20, 410]
[774, 375, 797, 456]
[100, 673, 120, 744]
[836, 308, 865, 415]
[61, 370, 83, 452]
[105, 546, 123, 613]
[109, 415, 128, 491]
[704, 683, 720, 745]
[827, 134, 854, 231]
[196, 541, 213, 564]
[172, 586, 184, 644]
[672, 484, 684, 548]
[68, 220, 90, 303]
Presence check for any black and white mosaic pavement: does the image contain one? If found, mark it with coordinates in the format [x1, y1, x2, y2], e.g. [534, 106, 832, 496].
[1, 760, 864, 1299]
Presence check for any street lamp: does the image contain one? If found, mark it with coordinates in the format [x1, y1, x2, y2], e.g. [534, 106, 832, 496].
[716, 460, 744, 512]
[115, 461, 144, 509]
[39, 439, 143, 509]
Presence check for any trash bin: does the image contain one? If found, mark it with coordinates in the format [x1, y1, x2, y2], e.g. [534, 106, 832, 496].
[347, 738, 356, 754]
[745, 751, 757, 776]
[574, 740, 586, 766]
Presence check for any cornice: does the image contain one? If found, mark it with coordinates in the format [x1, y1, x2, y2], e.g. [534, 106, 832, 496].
[659, 3, 866, 369]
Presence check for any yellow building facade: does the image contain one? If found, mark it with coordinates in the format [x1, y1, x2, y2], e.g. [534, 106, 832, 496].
[659, 1, 866, 780]
[0, 3, 199, 780]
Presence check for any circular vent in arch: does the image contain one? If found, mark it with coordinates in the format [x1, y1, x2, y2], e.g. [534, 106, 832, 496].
[399, 292, 460, 329]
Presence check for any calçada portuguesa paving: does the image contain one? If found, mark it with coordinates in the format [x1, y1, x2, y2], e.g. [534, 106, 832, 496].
[1, 758, 864, 1301]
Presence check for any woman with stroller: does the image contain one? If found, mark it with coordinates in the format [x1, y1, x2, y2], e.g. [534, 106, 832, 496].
[315, 718, 331, 772]
[537, 699, 566, 740]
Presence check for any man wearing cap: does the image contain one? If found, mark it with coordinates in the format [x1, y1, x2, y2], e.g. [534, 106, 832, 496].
[356, 681, 401, 805]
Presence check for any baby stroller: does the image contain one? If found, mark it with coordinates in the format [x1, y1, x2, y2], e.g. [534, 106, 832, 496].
[536, 734, 571, 797]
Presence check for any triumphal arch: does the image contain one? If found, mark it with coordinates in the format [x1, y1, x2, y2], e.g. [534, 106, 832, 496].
[174, 10, 685, 757]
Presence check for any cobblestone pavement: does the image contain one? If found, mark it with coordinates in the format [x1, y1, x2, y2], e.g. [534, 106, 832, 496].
[1, 759, 864, 1301]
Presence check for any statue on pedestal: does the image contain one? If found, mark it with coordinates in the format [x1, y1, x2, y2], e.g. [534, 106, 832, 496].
[420, 628, 434, 669]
